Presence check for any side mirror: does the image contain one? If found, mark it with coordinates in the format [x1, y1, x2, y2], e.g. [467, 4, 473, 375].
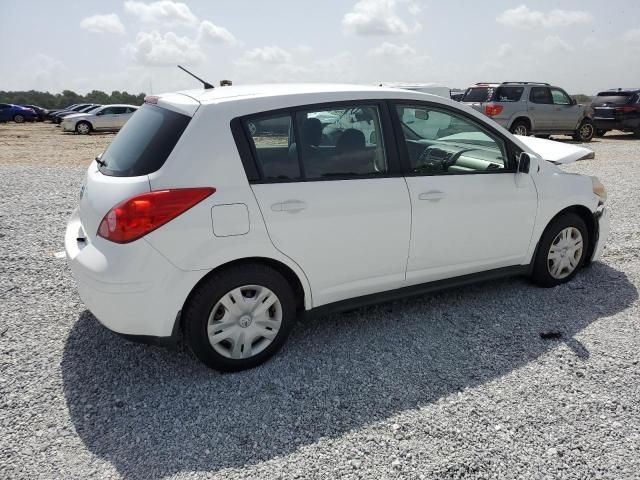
[96, 111, 103, 116]
[369, 131, 377, 144]
[571, 98, 578, 106]
[517, 152, 531, 174]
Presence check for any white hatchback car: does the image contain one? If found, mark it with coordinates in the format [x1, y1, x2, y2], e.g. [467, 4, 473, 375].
[61, 104, 138, 134]
[65, 84, 609, 371]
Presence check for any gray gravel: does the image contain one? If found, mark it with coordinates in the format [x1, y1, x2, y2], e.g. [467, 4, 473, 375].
[1, 133, 639, 479]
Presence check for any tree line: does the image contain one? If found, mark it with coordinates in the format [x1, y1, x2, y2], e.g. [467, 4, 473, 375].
[0, 90, 146, 109]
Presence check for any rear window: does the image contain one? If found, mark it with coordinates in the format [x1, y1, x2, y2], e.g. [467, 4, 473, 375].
[594, 92, 635, 105]
[98, 104, 190, 177]
[462, 87, 493, 102]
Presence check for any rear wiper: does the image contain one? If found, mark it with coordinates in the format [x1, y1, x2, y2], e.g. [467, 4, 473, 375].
[95, 155, 106, 167]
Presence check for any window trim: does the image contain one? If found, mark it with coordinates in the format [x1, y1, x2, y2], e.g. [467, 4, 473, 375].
[388, 99, 518, 176]
[231, 99, 402, 184]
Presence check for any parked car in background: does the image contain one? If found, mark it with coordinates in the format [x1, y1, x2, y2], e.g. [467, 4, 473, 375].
[0, 104, 38, 123]
[461, 82, 595, 141]
[55, 104, 102, 123]
[21, 105, 48, 121]
[45, 104, 79, 121]
[61, 104, 138, 134]
[52, 104, 97, 124]
[592, 88, 640, 137]
[65, 84, 608, 371]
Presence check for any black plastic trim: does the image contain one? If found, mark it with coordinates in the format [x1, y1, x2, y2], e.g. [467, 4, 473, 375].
[306, 265, 529, 318]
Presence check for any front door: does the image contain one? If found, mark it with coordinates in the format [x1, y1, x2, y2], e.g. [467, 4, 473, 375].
[550, 87, 581, 131]
[392, 102, 538, 284]
[245, 103, 412, 307]
[93, 107, 117, 129]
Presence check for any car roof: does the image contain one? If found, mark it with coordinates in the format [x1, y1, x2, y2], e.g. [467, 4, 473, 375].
[598, 88, 640, 93]
[174, 83, 444, 105]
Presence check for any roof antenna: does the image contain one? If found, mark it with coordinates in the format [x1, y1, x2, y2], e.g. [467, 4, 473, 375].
[177, 65, 214, 89]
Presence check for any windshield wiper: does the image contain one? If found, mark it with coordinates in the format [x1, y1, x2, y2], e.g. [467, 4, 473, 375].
[95, 155, 106, 167]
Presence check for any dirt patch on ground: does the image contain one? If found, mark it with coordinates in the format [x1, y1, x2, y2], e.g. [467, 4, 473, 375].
[0, 122, 114, 168]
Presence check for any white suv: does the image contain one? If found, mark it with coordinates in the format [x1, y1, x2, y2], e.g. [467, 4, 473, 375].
[65, 84, 609, 371]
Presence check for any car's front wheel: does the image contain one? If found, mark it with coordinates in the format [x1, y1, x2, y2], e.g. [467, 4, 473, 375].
[532, 213, 589, 287]
[573, 119, 595, 142]
[13, 114, 25, 123]
[75, 121, 92, 135]
[183, 264, 297, 372]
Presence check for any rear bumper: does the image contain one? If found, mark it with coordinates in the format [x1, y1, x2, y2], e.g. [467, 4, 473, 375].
[593, 118, 640, 131]
[65, 208, 204, 337]
[591, 205, 609, 262]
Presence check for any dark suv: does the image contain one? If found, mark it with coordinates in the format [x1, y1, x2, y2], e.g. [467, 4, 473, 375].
[461, 82, 595, 142]
[592, 89, 640, 137]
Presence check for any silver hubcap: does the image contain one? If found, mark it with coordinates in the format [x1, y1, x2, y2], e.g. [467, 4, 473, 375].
[580, 124, 593, 139]
[15, 115, 24, 123]
[207, 285, 282, 359]
[514, 125, 527, 135]
[78, 123, 89, 134]
[547, 227, 583, 279]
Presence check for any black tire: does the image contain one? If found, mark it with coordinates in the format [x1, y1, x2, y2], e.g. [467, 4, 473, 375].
[13, 114, 25, 123]
[596, 129, 607, 137]
[75, 121, 92, 135]
[534, 134, 550, 139]
[573, 119, 594, 142]
[510, 120, 529, 136]
[633, 129, 640, 139]
[531, 213, 589, 288]
[183, 264, 297, 372]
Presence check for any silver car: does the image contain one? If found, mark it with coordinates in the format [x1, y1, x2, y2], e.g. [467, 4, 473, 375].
[461, 82, 594, 142]
[61, 104, 139, 134]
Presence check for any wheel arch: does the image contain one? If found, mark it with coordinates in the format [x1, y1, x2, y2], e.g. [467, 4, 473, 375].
[76, 119, 93, 131]
[179, 256, 309, 332]
[509, 115, 533, 132]
[531, 204, 597, 271]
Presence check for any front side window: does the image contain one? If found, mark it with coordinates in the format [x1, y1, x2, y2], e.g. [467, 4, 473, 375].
[551, 88, 571, 105]
[99, 107, 114, 115]
[395, 104, 507, 175]
[529, 87, 553, 104]
[295, 106, 387, 179]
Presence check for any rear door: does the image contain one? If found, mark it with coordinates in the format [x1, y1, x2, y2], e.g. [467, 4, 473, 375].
[528, 87, 555, 130]
[244, 102, 412, 307]
[550, 87, 580, 130]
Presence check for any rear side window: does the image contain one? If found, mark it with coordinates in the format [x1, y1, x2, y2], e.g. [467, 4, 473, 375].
[462, 87, 493, 102]
[98, 104, 190, 177]
[494, 86, 523, 102]
[244, 114, 299, 181]
[529, 87, 553, 104]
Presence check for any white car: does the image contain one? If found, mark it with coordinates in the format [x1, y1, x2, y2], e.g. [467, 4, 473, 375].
[61, 104, 138, 134]
[65, 84, 609, 372]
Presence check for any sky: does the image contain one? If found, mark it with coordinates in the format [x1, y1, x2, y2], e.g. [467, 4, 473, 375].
[1, 0, 639, 95]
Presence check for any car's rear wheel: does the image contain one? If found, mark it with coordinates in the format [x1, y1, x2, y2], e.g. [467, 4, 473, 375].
[183, 264, 297, 372]
[510, 121, 529, 136]
[534, 134, 550, 139]
[633, 128, 640, 138]
[532, 213, 588, 287]
[573, 119, 594, 142]
[13, 114, 25, 123]
[596, 129, 607, 137]
[76, 121, 92, 135]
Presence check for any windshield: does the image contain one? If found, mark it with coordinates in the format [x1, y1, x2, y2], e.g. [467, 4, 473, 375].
[99, 104, 191, 177]
[462, 87, 494, 102]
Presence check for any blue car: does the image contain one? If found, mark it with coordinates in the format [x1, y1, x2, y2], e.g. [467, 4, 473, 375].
[0, 103, 38, 123]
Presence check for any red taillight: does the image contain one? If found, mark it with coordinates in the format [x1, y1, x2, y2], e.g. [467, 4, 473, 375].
[144, 95, 159, 104]
[97, 188, 215, 243]
[484, 103, 503, 116]
[615, 105, 636, 113]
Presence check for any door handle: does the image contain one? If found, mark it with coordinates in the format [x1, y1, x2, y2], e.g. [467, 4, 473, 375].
[271, 200, 307, 212]
[418, 191, 445, 201]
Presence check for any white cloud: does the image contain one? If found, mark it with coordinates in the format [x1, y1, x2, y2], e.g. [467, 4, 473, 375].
[124, 0, 198, 25]
[198, 20, 237, 45]
[539, 35, 574, 53]
[368, 41, 415, 56]
[236, 46, 293, 66]
[80, 13, 126, 35]
[343, 0, 420, 36]
[497, 5, 592, 29]
[127, 30, 205, 66]
[623, 29, 640, 44]
[497, 43, 513, 58]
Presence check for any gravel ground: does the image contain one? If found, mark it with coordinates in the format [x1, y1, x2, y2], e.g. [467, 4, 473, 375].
[1, 124, 639, 479]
